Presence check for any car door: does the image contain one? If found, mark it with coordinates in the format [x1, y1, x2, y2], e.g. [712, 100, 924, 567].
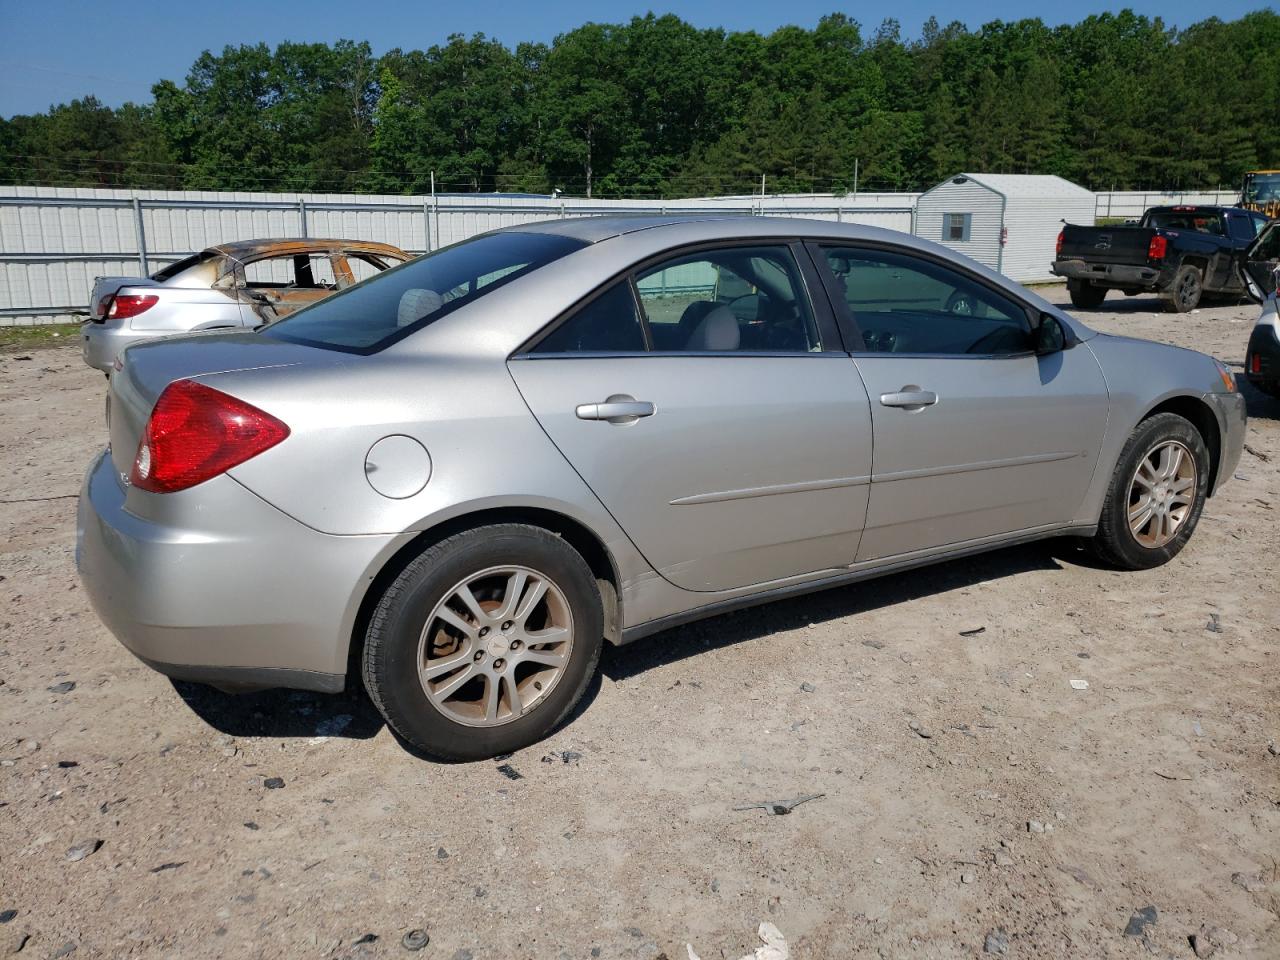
[811, 243, 1110, 562]
[508, 242, 875, 593]
[1237, 219, 1280, 302]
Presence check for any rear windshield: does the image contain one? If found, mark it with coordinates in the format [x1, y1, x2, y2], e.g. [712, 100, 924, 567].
[262, 232, 586, 353]
[1145, 210, 1225, 235]
[151, 250, 218, 282]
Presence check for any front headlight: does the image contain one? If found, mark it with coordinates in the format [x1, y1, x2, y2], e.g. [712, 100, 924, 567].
[1212, 357, 1237, 393]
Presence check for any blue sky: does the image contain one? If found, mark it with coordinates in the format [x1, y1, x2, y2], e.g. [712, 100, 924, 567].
[2, 1, 1273, 117]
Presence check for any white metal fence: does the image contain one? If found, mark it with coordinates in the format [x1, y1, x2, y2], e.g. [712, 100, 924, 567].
[0, 185, 1242, 325]
[0, 187, 914, 325]
[1092, 190, 1238, 221]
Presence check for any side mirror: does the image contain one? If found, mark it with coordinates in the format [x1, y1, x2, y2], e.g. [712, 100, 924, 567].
[1035, 314, 1068, 356]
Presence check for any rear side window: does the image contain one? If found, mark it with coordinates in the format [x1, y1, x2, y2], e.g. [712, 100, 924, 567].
[535, 282, 647, 353]
[264, 233, 585, 352]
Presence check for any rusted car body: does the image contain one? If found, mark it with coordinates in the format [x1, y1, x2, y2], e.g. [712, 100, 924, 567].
[81, 239, 412, 372]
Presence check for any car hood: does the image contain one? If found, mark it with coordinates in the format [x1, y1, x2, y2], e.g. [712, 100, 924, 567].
[1084, 331, 1226, 397]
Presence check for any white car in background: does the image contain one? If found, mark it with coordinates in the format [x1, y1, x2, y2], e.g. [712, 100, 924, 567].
[81, 238, 411, 372]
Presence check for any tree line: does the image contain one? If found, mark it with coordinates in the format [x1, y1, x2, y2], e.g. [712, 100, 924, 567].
[2, 10, 1277, 198]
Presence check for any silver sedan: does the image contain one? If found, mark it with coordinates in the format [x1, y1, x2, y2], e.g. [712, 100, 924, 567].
[76, 217, 1247, 760]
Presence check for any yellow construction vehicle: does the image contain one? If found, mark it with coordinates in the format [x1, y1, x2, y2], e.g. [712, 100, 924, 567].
[1240, 170, 1280, 218]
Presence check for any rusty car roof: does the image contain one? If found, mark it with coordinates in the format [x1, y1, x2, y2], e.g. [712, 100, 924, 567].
[208, 239, 411, 261]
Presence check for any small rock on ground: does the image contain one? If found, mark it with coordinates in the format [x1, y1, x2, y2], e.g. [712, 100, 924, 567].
[983, 929, 1008, 954]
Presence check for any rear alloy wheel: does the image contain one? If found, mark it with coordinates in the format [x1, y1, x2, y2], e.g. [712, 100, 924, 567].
[1165, 265, 1204, 313]
[1067, 279, 1107, 309]
[363, 524, 603, 760]
[1091, 413, 1209, 569]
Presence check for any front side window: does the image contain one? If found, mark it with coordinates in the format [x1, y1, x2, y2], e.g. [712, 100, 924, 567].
[634, 245, 821, 352]
[822, 246, 1032, 356]
[343, 253, 394, 285]
[264, 232, 585, 352]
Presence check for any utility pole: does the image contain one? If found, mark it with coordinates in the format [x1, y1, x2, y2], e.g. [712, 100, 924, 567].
[430, 171, 439, 251]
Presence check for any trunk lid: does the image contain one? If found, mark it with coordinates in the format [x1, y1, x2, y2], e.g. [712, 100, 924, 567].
[1058, 224, 1156, 266]
[89, 276, 162, 320]
[107, 332, 339, 477]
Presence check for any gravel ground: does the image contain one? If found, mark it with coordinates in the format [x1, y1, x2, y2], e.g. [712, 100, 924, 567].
[1, 289, 1278, 959]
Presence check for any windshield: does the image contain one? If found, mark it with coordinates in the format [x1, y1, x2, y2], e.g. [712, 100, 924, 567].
[1146, 210, 1224, 235]
[262, 232, 586, 353]
[1243, 173, 1280, 205]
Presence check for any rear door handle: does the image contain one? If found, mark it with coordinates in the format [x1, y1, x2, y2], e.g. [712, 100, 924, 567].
[879, 388, 938, 410]
[575, 399, 656, 423]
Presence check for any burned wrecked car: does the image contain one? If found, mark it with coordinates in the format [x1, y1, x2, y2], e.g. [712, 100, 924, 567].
[81, 239, 412, 372]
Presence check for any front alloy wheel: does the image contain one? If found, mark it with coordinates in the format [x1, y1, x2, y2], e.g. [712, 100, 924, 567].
[1091, 412, 1209, 569]
[1126, 440, 1197, 548]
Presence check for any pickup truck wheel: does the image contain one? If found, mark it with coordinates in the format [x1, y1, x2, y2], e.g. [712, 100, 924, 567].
[1090, 413, 1209, 570]
[1164, 265, 1203, 313]
[1067, 280, 1106, 309]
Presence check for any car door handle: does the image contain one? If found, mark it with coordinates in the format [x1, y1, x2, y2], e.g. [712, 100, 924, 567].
[879, 388, 938, 409]
[575, 399, 656, 423]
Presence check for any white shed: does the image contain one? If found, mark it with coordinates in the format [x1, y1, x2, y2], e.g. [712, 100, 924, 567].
[912, 174, 1096, 283]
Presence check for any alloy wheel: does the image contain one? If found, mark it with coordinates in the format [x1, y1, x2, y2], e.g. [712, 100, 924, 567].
[416, 565, 574, 727]
[1127, 439, 1197, 548]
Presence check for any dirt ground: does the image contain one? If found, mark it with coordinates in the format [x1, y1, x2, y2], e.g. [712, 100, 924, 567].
[1, 289, 1278, 960]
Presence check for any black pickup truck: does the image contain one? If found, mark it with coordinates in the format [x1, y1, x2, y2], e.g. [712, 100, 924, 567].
[1052, 205, 1269, 312]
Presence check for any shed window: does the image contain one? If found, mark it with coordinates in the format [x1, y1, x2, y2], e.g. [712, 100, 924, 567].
[944, 213, 971, 242]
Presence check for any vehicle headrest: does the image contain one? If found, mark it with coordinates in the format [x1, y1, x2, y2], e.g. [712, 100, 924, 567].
[684, 304, 740, 352]
[397, 288, 443, 327]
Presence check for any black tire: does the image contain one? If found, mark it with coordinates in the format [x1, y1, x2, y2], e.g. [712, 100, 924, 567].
[362, 524, 603, 761]
[1164, 265, 1204, 313]
[1067, 279, 1107, 309]
[1091, 413, 1210, 570]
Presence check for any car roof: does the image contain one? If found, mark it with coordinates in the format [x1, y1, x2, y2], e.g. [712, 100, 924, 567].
[208, 238, 410, 261]
[504, 214, 931, 249]
[1144, 205, 1253, 215]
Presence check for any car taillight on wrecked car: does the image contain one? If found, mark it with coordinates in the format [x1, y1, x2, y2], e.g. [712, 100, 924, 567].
[131, 380, 289, 493]
[107, 294, 159, 320]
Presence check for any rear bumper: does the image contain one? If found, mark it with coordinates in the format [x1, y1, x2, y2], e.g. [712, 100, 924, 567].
[81, 322, 152, 373]
[76, 450, 407, 693]
[1246, 320, 1280, 391]
[1052, 259, 1168, 291]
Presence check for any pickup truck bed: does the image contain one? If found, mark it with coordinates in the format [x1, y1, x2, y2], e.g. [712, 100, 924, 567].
[1052, 205, 1267, 312]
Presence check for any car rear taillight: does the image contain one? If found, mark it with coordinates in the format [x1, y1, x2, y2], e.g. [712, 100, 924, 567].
[1055, 230, 1064, 256]
[1252, 353, 1263, 374]
[1147, 235, 1168, 261]
[107, 294, 158, 320]
[131, 380, 289, 493]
